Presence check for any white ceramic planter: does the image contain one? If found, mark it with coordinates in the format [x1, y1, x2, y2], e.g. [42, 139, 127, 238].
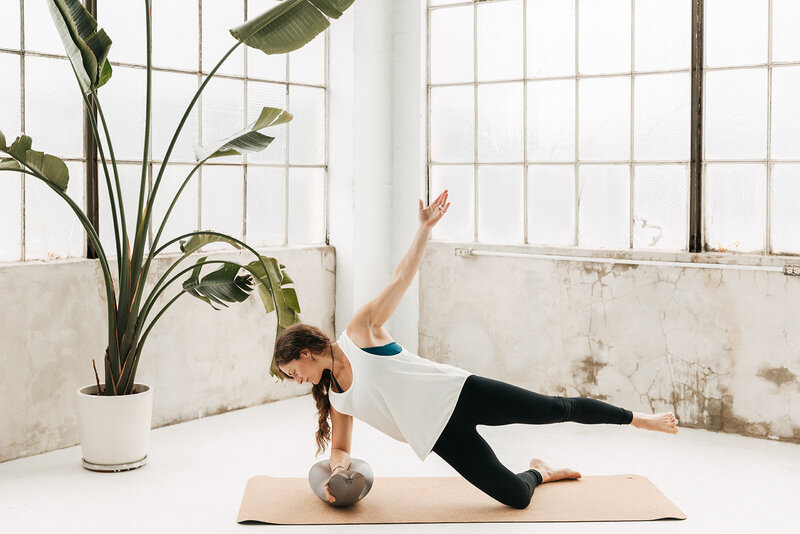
[76, 383, 153, 472]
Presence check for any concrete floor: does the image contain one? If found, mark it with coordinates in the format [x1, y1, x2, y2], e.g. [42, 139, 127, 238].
[1, 393, 798, 534]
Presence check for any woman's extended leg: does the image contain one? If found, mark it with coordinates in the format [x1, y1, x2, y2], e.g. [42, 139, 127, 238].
[452, 374, 638, 428]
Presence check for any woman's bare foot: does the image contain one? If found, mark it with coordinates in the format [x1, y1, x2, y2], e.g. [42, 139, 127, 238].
[529, 458, 581, 483]
[630, 411, 679, 434]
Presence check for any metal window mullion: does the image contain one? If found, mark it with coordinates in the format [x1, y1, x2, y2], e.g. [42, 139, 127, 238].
[689, 0, 704, 252]
[426, 66, 692, 87]
[324, 27, 330, 245]
[629, 0, 634, 250]
[426, 0, 431, 211]
[522, 0, 528, 245]
[473, 1, 478, 243]
[766, 0, 773, 254]
[574, 0, 579, 247]
[285, 45, 290, 246]
[197, 0, 203, 231]
[243, 0, 249, 244]
[19, 0, 25, 262]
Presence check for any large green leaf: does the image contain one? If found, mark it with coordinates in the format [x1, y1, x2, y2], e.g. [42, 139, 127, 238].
[246, 255, 301, 327]
[0, 133, 70, 191]
[182, 258, 254, 310]
[229, 0, 354, 55]
[179, 233, 244, 256]
[193, 107, 293, 161]
[46, 0, 113, 93]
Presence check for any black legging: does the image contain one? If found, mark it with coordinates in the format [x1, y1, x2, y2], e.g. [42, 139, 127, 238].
[431, 374, 634, 509]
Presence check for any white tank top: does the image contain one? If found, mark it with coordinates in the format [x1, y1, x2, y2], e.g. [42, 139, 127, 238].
[329, 330, 473, 462]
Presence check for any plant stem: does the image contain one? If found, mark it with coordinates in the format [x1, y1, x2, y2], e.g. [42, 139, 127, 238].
[120, 289, 185, 393]
[93, 91, 130, 260]
[80, 91, 123, 269]
[116, 0, 154, 383]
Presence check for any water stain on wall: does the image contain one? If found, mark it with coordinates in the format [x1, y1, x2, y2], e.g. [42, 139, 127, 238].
[756, 366, 798, 388]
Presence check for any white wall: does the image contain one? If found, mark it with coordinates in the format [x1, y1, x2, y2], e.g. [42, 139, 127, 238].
[0, 247, 335, 463]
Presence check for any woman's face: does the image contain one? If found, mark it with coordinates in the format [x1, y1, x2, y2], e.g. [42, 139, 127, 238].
[280, 351, 319, 385]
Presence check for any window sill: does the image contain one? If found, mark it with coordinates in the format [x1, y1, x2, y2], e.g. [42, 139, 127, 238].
[429, 240, 800, 269]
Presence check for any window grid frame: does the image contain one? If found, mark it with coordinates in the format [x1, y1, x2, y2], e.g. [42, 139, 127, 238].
[427, 0, 800, 256]
[1, 0, 329, 263]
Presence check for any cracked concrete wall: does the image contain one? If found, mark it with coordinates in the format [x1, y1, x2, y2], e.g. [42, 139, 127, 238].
[419, 243, 800, 443]
[0, 246, 335, 463]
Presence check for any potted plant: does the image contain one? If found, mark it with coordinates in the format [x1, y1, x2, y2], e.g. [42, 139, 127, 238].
[0, 0, 353, 472]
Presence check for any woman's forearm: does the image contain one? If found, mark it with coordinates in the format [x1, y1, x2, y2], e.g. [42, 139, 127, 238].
[330, 448, 351, 473]
[393, 225, 432, 282]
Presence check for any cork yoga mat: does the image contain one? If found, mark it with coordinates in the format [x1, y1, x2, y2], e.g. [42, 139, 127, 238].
[237, 474, 686, 525]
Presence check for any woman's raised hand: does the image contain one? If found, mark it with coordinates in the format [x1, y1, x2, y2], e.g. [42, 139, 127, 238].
[419, 189, 449, 229]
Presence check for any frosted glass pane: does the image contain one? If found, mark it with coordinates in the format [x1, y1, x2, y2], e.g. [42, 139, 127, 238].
[152, 71, 199, 164]
[431, 5, 473, 84]
[527, 165, 575, 246]
[26, 162, 85, 260]
[202, 0, 245, 76]
[201, 165, 243, 250]
[477, 82, 523, 163]
[289, 30, 325, 86]
[0, 0, 19, 49]
[152, 164, 198, 254]
[477, 0, 523, 81]
[99, 0, 146, 65]
[477, 165, 523, 244]
[771, 164, 800, 254]
[0, 53, 21, 137]
[633, 164, 688, 250]
[25, 57, 83, 158]
[99, 66, 146, 162]
[578, 77, 630, 161]
[247, 81, 286, 164]
[704, 69, 767, 160]
[527, 79, 575, 162]
[430, 165, 474, 242]
[773, 0, 800, 63]
[527, 0, 575, 78]
[430, 86, 474, 163]
[248, 0, 286, 81]
[25, 0, 67, 55]
[201, 76, 245, 163]
[288, 85, 326, 165]
[288, 167, 325, 244]
[579, 0, 631, 75]
[98, 164, 143, 258]
[152, 0, 198, 71]
[578, 164, 630, 249]
[705, 0, 768, 68]
[0, 173, 21, 262]
[770, 66, 800, 160]
[246, 166, 284, 246]
[704, 163, 765, 252]
[633, 72, 691, 161]
[634, 0, 691, 72]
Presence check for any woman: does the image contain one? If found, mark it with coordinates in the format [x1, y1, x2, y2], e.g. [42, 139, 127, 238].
[274, 189, 679, 510]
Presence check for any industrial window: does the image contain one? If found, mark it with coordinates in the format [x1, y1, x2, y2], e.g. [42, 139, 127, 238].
[0, 0, 328, 262]
[427, 0, 800, 255]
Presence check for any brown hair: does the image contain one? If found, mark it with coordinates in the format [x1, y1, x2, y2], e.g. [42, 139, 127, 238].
[273, 322, 336, 457]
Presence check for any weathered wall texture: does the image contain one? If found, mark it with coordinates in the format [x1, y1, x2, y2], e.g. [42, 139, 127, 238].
[0, 246, 335, 463]
[419, 243, 800, 443]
